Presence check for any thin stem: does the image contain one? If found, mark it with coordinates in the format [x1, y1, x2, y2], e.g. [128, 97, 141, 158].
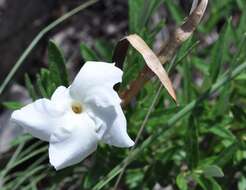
[0, 0, 99, 95]
[113, 84, 163, 189]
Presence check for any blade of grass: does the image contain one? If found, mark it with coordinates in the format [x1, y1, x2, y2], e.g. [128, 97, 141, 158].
[1, 146, 47, 179]
[0, 0, 98, 95]
[12, 165, 46, 190]
[0, 143, 25, 181]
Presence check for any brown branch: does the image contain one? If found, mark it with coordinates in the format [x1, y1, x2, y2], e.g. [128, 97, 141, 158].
[119, 0, 208, 107]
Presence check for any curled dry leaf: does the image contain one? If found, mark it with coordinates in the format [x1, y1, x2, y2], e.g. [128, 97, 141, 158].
[113, 34, 177, 103]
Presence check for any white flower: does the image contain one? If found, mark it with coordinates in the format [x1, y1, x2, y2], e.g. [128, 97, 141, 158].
[11, 61, 134, 170]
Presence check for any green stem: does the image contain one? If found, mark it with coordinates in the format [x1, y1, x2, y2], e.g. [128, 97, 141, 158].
[0, 0, 98, 95]
[92, 61, 246, 190]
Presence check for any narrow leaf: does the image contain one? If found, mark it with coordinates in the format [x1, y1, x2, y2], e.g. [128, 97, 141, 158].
[195, 176, 222, 190]
[214, 143, 238, 166]
[209, 19, 231, 83]
[36, 74, 48, 98]
[2, 101, 23, 110]
[95, 40, 113, 61]
[48, 40, 69, 87]
[24, 74, 38, 100]
[176, 173, 188, 190]
[203, 165, 224, 178]
[80, 43, 99, 61]
[208, 126, 236, 141]
[186, 115, 199, 169]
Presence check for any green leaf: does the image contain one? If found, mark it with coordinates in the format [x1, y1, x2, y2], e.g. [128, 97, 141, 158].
[214, 143, 238, 166]
[209, 19, 232, 83]
[231, 104, 246, 122]
[203, 165, 224, 178]
[235, 150, 246, 162]
[192, 57, 209, 76]
[129, 0, 163, 33]
[143, 0, 164, 27]
[237, 0, 246, 10]
[128, 0, 143, 32]
[150, 20, 165, 39]
[208, 126, 236, 141]
[36, 74, 48, 98]
[40, 68, 56, 97]
[195, 176, 222, 190]
[235, 73, 246, 81]
[215, 82, 231, 115]
[186, 115, 199, 169]
[176, 173, 188, 190]
[10, 134, 32, 147]
[83, 174, 95, 189]
[24, 74, 38, 100]
[165, 0, 184, 23]
[183, 57, 194, 103]
[80, 43, 99, 61]
[126, 168, 145, 189]
[2, 101, 23, 110]
[48, 40, 69, 87]
[238, 176, 246, 190]
[95, 40, 113, 61]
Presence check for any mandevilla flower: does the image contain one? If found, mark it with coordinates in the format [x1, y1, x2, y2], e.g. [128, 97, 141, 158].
[11, 61, 134, 170]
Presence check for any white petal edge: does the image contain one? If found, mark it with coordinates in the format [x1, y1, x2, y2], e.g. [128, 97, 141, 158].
[51, 86, 72, 111]
[70, 61, 123, 102]
[11, 99, 63, 141]
[102, 105, 134, 148]
[49, 113, 99, 170]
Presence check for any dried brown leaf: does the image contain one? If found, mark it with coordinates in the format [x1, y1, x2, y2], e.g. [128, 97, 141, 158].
[113, 34, 177, 102]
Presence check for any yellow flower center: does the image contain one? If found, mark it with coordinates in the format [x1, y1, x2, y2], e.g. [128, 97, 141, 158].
[71, 102, 83, 114]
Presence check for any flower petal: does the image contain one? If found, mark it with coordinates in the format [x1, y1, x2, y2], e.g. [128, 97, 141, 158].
[68, 61, 133, 148]
[82, 86, 121, 139]
[86, 97, 134, 148]
[83, 86, 121, 109]
[51, 86, 72, 111]
[70, 61, 122, 101]
[49, 113, 98, 170]
[102, 105, 134, 147]
[11, 99, 63, 141]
